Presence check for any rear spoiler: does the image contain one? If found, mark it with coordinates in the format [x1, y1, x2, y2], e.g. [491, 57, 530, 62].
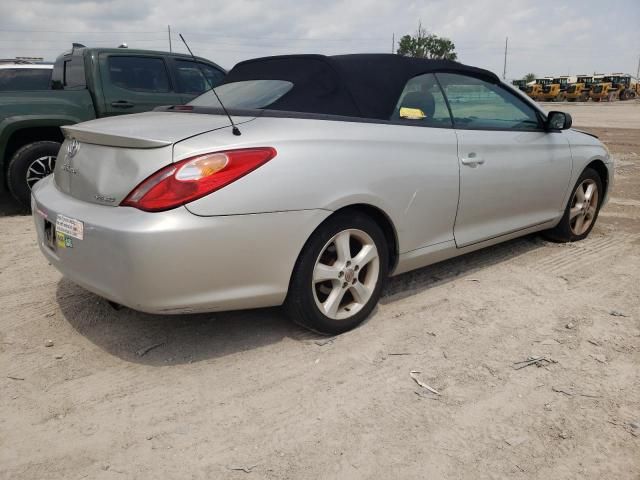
[61, 125, 172, 149]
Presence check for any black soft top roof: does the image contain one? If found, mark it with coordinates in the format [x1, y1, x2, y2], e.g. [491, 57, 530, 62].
[223, 53, 500, 120]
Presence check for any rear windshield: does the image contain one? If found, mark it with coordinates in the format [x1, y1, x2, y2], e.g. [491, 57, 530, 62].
[0, 68, 51, 91]
[189, 80, 293, 109]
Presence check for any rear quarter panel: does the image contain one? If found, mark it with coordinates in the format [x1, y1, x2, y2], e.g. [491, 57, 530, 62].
[177, 117, 461, 254]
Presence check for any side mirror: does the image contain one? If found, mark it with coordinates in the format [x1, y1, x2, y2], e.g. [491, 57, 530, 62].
[546, 111, 572, 130]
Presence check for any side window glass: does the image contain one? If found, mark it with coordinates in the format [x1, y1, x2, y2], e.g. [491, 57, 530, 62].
[0, 69, 51, 91]
[174, 59, 225, 94]
[108, 56, 170, 93]
[391, 73, 452, 127]
[436, 73, 540, 130]
[64, 58, 85, 88]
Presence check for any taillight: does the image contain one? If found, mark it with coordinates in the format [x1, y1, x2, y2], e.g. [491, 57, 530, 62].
[121, 147, 276, 212]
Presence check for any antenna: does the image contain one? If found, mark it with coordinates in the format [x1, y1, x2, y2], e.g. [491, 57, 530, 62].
[178, 33, 241, 136]
[502, 36, 508, 80]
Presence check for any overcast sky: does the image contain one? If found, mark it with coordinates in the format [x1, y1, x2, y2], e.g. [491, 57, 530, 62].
[1, 0, 638, 80]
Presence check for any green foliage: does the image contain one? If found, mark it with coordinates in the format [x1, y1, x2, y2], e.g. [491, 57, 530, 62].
[396, 23, 457, 61]
[523, 73, 536, 83]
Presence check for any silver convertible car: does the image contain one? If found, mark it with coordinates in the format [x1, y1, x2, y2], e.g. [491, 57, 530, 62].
[32, 54, 612, 334]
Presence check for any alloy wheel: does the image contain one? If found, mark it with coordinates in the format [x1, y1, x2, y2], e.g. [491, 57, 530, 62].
[26, 155, 56, 189]
[569, 178, 599, 236]
[312, 229, 380, 320]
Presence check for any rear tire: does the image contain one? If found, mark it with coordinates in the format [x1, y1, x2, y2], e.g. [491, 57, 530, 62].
[7, 141, 60, 208]
[285, 211, 389, 334]
[545, 168, 603, 243]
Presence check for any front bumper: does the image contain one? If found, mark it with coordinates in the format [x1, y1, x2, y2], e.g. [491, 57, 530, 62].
[32, 176, 330, 314]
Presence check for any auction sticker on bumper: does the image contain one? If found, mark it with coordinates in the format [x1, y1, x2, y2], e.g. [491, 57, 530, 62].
[56, 231, 73, 249]
[55, 214, 84, 240]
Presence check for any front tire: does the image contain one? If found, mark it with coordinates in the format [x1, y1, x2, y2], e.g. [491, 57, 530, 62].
[545, 168, 603, 243]
[285, 211, 389, 334]
[7, 141, 60, 208]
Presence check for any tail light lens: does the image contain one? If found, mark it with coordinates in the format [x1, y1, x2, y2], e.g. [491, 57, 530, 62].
[121, 147, 276, 212]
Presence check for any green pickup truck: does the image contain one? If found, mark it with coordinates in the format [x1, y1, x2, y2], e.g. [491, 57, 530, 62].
[0, 44, 225, 207]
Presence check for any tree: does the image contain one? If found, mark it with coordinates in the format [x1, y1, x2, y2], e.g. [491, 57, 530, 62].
[523, 73, 536, 83]
[396, 23, 457, 61]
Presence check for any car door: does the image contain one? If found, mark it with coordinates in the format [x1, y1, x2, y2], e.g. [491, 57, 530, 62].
[388, 73, 460, 253]
[99, 53, 183, 115]
[171, 58, 226, 104]
[435, 73, 573, 247]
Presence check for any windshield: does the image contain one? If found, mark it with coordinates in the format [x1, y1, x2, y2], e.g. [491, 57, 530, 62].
[189, 80, 294, 109]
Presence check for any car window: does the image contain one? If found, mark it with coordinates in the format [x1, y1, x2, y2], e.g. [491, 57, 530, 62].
[0, 68, 51, 90]
[108, 56, 170, 93]
[391, 73, 452, 127]
[174, 59, 225, 94]
[435, 73, 540, 130]
[190, 80, 294, 109]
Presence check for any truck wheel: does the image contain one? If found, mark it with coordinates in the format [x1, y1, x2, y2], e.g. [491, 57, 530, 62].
[7, 141, 61, 208]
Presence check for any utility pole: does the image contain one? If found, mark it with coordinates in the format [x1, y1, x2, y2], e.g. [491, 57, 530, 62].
[168, 25, 172, 53]
[636, 54, 640, 80]
[391, 33, 395, 54]
[502, 36, 508, 80]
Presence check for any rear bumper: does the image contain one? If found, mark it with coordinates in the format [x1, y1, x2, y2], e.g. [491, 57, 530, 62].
[32, 176, 330, 314]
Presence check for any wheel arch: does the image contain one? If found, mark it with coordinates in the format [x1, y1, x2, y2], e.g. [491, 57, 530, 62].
[327, 203, 399, 273]
[1, 118, 73, 188]
[585, 159, 609, 199]
[4, 126, 64, 165]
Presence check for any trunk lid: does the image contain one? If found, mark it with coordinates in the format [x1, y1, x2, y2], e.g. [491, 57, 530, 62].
[56, 111, 255, 205]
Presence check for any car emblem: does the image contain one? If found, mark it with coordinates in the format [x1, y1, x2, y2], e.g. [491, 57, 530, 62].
[94, 194, 116, 203]
[67, 139, 80, 158]
[61, 163, 78, 175]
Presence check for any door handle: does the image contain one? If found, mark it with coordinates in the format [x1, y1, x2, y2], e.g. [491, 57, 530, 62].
[111, 100, 135, 108]
[460, 152, 485, 167]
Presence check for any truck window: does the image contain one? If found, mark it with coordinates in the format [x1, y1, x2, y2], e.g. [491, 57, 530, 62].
[108, 56, 170, 93]
[0, 68, 52, 91]
[174, 59, 225, 94]
[63, 58, 85, 88]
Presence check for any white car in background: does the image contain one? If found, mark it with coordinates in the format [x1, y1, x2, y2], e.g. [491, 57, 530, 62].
[0, 62, 52, 91]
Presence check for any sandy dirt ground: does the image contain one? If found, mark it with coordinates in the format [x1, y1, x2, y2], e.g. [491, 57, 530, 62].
[1, 106, 639, 479]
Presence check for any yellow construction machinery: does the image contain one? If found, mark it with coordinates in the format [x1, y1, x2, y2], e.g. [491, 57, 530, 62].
[525, 77, 552, 101]
[540, 76, 572, 102]
[591, 74, 639, 101]
[511, 79, 528, 92]
[565, 75, 593, 102]
[612, 74, 639, 100]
